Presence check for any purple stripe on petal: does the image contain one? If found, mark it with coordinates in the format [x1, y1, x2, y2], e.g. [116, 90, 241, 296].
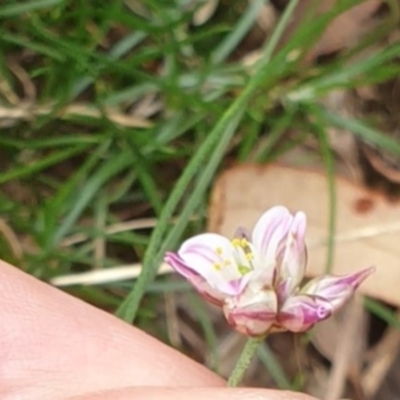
[175, 233, 249, 295]
[233, 226, 251, 241]
[276, 278, 293, 304]
[223, 289, 278, 336]
[212, 276, 250, 297]
[226, 278, 242, 294]
[224, 307, 277, 337]
[292, 211, 307, 247]
[195, 280, 225, 306]
[277, 295, 333, 333]
[165, 252, 225, 306]
[229, 309, 277, 322]
[301, 266, 375, 309]
[182, 243, 218, 265]
[252, 206, 293, 257]
[165, 252, 200, 280]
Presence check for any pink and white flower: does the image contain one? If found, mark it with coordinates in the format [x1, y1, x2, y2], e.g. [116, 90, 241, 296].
[165, 206, 374, 336]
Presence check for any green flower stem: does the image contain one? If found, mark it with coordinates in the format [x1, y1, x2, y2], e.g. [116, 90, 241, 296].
[227, 336, 265, 387]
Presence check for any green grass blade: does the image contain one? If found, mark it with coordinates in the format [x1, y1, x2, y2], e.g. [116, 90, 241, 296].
[188, 292, 219, 371]
[364, 298, 400, 329]
[116, 0, 301, 323]
[309, 106, 336, 274]
[40, 141, 111, 247]
[211, 0, 265, 64]
[258, 342, 292, 389]
[0, 0, 61, 17]
[0, 145, 89, 185]
[50, 149, 133, 247]
[314, 106, 400, 156]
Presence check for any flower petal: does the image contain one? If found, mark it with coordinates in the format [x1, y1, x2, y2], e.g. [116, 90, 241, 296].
[279, 212, 307, 281]
[178, 233, 250, 295]
[251, 206, 293, 283]
[165, 252, 225, 306]
[223, 289, 278, 336]
[233, 226, 251, 241]
[277, 295, 333, 332]
[301, 266, 375, 309]
[276, 211, 307, 300]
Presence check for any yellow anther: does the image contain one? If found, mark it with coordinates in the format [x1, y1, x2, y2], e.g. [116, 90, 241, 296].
[213, 263, 222, 271]
[232, 238, 241, 247]
[245, 252, 254, 261]
[240, 238, 248, 247]
[215, 247, 223, 255]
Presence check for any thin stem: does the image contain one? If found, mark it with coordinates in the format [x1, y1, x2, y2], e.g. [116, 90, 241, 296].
[227, 336, 265, 387]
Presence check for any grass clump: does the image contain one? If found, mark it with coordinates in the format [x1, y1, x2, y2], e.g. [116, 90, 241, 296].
[1, 0, 400, 388]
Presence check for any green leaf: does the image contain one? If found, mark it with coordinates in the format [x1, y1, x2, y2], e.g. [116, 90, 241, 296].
[0, 0, 62, 17]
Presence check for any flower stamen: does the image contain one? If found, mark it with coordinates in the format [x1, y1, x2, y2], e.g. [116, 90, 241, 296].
[238, 265, 252, 275]
[245, 253, 254, 261]
[213, 263, 222, 270]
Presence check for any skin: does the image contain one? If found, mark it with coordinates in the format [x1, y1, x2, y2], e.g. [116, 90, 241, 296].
[0, 259, 317, 400]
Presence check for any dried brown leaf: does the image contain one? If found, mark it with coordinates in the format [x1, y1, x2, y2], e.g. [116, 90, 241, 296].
[192, 0, 219, 26]
[279, 0, 381, 63]
[209, 164, 400, 306]
[362, 313, 400, 398]
[323, 295, 366, 400]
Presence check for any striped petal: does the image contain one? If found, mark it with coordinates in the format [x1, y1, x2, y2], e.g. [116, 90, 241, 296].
[223, 289, 278, 336]
[301, 266, 375, 309]
[168, 233, 251, 296]
[251, 206, 293, 283]
[277, 295, 333, 332]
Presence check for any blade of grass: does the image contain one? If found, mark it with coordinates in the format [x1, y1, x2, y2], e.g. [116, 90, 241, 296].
[256, 0, 299, 66]
[211, 0, 266, 64]
[287, 43, 400, 102]
[40, 141, 112, 245]
[258, 342, 292, 389]
[116, 0, 301, 323]
[309, 106, 336, 273]
[0, 32, 64, 60]
[187, 292, 219, 372]
[116, 102, 244, 321]
[0, 145, 90, 184]
[50, 149, 134, 248]
[313, 106, 400, 156]
[0, 135, 102, 149]
[0, 0, 62, 17]
[123, 132, 164, 215]
[364, 298, 400, 330]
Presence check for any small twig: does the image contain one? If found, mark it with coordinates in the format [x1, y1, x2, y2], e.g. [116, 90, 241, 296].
[0, 219, 23, 260]
[61, 217, 160, 247]
[0, 102, 151, 128]
[307, 221, 400, 248]
[7, 58, 36, 101]
[61, 214, 200, 247]
[323, 295, 366, 400]
[50, 262, 173, 286]
[93, 198, 107, 269]
[362, 312, 400, 398]
[164, 292, 182, 348]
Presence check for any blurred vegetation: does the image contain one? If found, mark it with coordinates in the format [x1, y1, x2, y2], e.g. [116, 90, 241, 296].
[1, 0, 400, 388]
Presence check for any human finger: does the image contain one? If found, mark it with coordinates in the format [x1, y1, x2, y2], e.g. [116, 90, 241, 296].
[70, 387, 317, 400]
[0, 260, 223, 400]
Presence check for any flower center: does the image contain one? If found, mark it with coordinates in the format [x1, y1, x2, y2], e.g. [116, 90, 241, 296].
[212, 238, 254, 276]
[211, 246, 231, 271]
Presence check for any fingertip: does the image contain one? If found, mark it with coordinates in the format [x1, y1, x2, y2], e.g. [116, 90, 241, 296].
[71, 387, 318, 400]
